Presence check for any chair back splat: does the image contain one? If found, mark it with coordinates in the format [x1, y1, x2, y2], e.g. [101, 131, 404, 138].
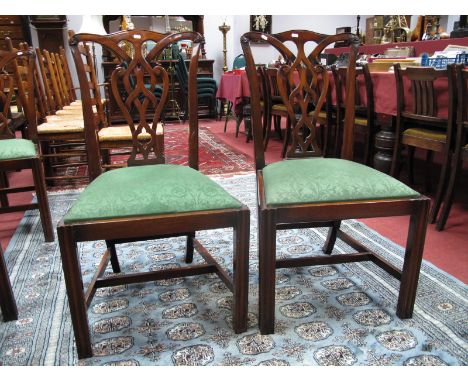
[70, 30, 202, 177]
[241, 30, 359, 168]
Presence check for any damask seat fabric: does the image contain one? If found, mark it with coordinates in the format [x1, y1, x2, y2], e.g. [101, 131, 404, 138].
[0, 139, 37, 160]
[64, 164, 242, 223]
[262, 158, 419, 206]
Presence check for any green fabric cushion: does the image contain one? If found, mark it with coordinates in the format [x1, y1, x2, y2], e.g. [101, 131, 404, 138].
[0, 139, 37, 160]
[262, 158, 419, 206]
[64, 164, 242, 223]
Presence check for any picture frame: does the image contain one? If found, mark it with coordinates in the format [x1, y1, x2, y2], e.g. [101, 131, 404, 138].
[250, 15, 272, 35]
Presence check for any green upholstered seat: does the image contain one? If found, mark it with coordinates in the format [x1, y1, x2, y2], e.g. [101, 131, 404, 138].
[262, 158, 419, 206]
[403, 127, 446, 142]
[64, 164, 242, 223]
[0, 139, 37, 160]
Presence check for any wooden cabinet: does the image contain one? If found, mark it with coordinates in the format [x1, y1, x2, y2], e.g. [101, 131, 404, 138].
[102, 59, 215, 123]
[29, 16, 67, 54]
[0, 16, 31, 50]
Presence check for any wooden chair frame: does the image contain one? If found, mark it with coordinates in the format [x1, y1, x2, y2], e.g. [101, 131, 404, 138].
[0, 48, 54, 242]
[59, 30, 249, 359]
[242, 29, 430, 334]
[0, 243, 18, 321]
[436, 64, 468, 230]
[10, 41, 89, 186]
[390, 64, 456, 225]
[332, 63, 377, 165]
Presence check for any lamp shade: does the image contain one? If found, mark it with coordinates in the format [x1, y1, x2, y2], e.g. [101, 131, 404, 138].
[78, 15, 107, 35]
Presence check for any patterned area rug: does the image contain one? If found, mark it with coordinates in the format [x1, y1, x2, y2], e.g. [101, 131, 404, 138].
[52, 124, 253, 189]
[0, 173, 466, 366]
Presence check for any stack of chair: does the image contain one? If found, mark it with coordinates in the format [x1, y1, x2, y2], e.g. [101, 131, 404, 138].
[175, 53, 218, 120]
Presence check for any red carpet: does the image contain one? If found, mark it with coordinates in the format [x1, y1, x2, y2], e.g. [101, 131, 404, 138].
[1, 117, 467, 283]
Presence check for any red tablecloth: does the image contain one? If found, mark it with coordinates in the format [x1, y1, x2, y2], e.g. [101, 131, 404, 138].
[217, 70, 451, 118]
[216, 71, 250, 106]
[331, 71, 450, 118]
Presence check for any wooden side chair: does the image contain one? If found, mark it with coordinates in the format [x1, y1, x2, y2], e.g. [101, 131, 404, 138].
[332, 64, 377, 165]
[60, 30, 249, 359]
[0, 48, 54, 242]
[390, 64, 456, 225]
[242, 29, 430, 334]
[264, 68, 288, 153]
[435, 64, 468, 230]
[0, 243, 18, 322]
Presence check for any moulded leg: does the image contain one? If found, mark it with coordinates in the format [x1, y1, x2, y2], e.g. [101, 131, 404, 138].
[57, 226, 93, 359]
[436, 150, 464, 231]
[258, 208, 276, 334]
[105, 240, 121, 273]
[232, 208, 250, 333]
[0, 245, 18, 321]
[31, 158, 54, 242]
[396, 198, 429, 318]
[0, 171, 9, 207]
[185, 232, 195, 264]
[429, 148, 452, 225]
[323, 221, 341, 255]
[406, 146, 415, 185]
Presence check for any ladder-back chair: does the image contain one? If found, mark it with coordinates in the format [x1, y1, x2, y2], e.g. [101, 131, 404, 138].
[242, 29, 430, 334]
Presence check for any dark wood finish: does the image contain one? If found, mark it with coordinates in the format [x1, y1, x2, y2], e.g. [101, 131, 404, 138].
[102, 59, 214, 124]
[0, 16, 31, 51]
[391, 64, 456, 225]
[242, 29, 430, 334]
[0, 48, 54, 242]
[29, 16, 67, 54]
[13, 42, 89, 186]
[62, 29, 250, 359]
[332, 64, 377, 165]
[0, 243, 18, 321]
[435, 65, 468, 230]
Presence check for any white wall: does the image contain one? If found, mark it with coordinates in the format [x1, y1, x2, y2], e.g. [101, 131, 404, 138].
[28, 15, 462, 95]
[231, 15, 372, 66]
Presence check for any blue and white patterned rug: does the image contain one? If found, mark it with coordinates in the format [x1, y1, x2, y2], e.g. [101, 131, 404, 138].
[0, 173, 466, 365]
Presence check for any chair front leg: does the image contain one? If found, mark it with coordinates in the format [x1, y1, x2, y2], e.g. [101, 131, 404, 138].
[31, 158, 54, 242]
[0, 171, 9, 207]
[232, 208, 250, 333]
[58, 226, 93, 359]
[258, 208, 276, 334]
[396, 198, 429, 318]
[0, 245, 18, 321]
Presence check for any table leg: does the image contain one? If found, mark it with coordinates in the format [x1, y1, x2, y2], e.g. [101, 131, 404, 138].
[373, 115, 396, 174]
